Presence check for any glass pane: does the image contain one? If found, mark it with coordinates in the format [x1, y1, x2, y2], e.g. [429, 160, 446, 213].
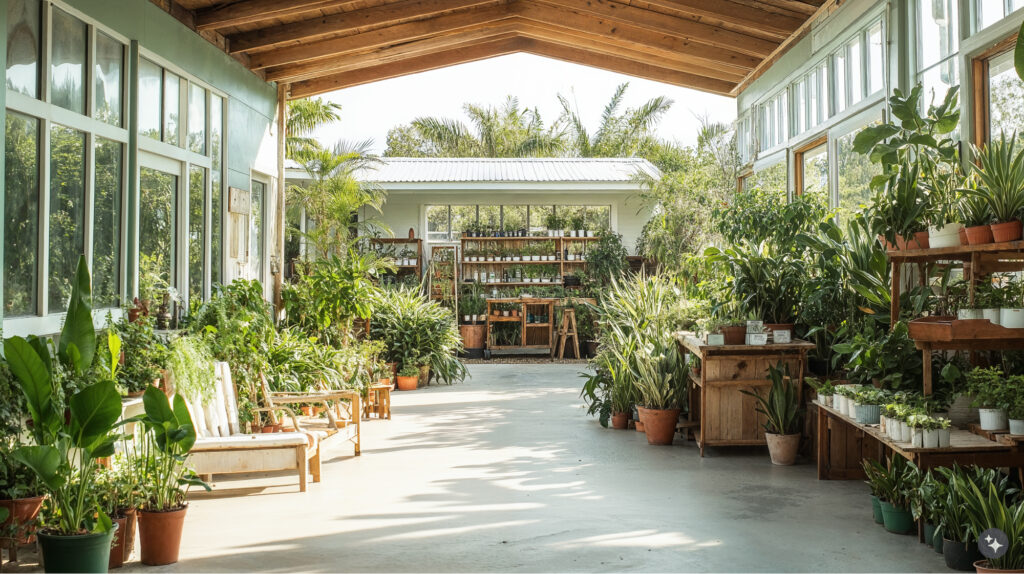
[139, 167, 176, 303]
[188, 166, 206, 307]
[801, 143, 829, 195]
[50, 8, 86, 114]
[585, 206, 610, 232]
[4, 112, 39, 317]
[817, 63, 829, 123]
[139, 59, 162, 140]
[837, 119, 883, 222]
[250, 181, 265, 280]
[426, 205, 449, 241]
[868, 22, 884, 95]
[808, 75, 818, 129]
[478, 205, 500, 232]
[530, 205, 553, 233]
[559, 205, 586, 230]
[921, 58, 959, 110]
[93, 137, 122, 308]
[918, 0, 958, 70]
[987, 51, 1024, 141]
[6, 0, 40, 98]
[835, 49, 848, 113]
[502, 205, 527, 231]
[794, 81, 805, 134]
[978, 0, 1003, 29]
[48, 125, 86, 313]
[210, 96, 223, 285]
[748, 161, 788, 196]
[94, 32, 123, 127]
[164, 70, 180, 146]
[188, 84, 206, 154]
[451, 205, 476, 237]
[849, 37, 863, 106]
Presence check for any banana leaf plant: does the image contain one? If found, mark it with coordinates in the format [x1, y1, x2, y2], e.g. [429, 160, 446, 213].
[5, 256, 122, 535]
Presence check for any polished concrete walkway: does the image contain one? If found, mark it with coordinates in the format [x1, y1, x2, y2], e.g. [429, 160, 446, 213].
[139, 364, 941, 572]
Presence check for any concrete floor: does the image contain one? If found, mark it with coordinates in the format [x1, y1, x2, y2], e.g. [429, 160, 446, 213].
[130, 364, 944, 573]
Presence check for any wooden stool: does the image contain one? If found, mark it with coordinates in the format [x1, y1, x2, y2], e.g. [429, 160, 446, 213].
[365, 384, 392, 420]
[556, 307, 580, 360]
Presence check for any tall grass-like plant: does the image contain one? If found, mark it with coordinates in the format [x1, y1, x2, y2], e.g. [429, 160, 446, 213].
[961, 482, 1024, 570]
[370, 287, 467, 384]
[972, 132, 1024, 224]
[742, 363, 802, 435]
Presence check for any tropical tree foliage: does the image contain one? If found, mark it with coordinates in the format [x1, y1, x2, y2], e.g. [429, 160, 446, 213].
[557, 83, 673, 158]
[287, 98, 343, 159]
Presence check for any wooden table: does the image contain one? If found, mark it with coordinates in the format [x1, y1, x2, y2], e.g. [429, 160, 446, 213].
[677, 333, 814, 457]
[815, 401, 1024, 480]
[485, 297, 557, 355]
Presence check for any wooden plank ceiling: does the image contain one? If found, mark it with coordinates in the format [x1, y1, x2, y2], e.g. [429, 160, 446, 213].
[153, 0, 833, 99]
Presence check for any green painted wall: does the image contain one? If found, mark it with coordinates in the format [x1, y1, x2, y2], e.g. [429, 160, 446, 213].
[1, 3, 7, 324]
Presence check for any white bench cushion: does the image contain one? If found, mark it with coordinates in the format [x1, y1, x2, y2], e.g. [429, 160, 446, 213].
[193, 431, 325, 451]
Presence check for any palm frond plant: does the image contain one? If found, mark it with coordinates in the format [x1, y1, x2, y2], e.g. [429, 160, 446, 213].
[705, 241, 804, 325]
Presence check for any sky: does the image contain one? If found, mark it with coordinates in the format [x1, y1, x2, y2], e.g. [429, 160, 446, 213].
[311, 53, 737, 155]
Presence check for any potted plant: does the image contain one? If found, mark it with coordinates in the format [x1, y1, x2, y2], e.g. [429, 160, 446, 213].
[961, 190, 995, 245]
[914, 470, 948, 554]
[0, 366, 46, 549]
[7, 257, 123, 572]
[854, 388, 887, 425]
[973, 133, 1024, 243]
[1002, 279, 1024, 328]
[111, 312, 169, 397]
[396, 364, 420, 391]
[966, 367, 1011, 431]
[742, 363, 802, 465]
[1009, 383, 1024, 436]
[95, 461, 136, 569]
[861, 459, 888, 525]
[869, 456, 919, 534]
[961, 480, 1024, 573]
[619, 338, 685, 446]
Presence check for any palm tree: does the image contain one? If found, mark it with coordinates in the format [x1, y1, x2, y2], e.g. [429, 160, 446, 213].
[287, 98, 343, 159]
[557, 83, 673, 157]
[401, 96, 566, 157]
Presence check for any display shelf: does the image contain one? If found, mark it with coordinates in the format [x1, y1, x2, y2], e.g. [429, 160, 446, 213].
[485, 297, 558, 356]
[460, 236, 598, 287]
[371, 238, 423, 281]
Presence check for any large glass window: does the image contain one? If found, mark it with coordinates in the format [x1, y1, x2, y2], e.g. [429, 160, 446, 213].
[139, 167, 177, 303]
[250, 180, 265, 281]
[799, 142, 829, 195]
[451, 205, 477, 237]
[837, 119, 884, 221]
[50, 8, 87, 115]
[210, 96, 224, 285]
[976, 0, 1024, 30]
[918, 0, 959, 108]
[6, 0, 40, 99]
[189, 167, 206, 306]
[867, 22, 884, 95]
[426, 205, 449, 241]
[427, 204, 613, 240]
[745, 161, 788, 195]
[48, 125, 87, 312]
[188, 84, 206, 154]
[503, 205, 527, 231]
[139, 58, 163, 140]
[94, 32, 123, 127]
[163, 71, 181, 146]
[987, 50, 1024, 140]
[4, 112, 40, 317]
[93, 138, 122, 308]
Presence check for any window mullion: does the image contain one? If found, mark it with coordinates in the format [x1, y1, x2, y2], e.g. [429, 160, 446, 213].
[39, 118, 51, 316]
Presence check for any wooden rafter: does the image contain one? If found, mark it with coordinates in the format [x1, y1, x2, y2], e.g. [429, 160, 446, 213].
[195, 0, 364, 31]
[633, 0, 804, 39]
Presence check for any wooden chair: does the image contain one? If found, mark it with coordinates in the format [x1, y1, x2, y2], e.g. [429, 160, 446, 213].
[258, 373, 361, 455]
[556, 307, 580, 359]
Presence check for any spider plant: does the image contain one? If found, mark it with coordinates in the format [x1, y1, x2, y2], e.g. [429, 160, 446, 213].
[971, 132, 1024, 224]
[741, 363, 802, 435]
[961, 481, 1024, 570]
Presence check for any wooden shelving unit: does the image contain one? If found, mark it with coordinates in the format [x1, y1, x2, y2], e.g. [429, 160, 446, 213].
[460, 235, 598, 287]
[428, 245, 457, 311]
[372, 238, 423, 281]
[485, 297, 557, 354]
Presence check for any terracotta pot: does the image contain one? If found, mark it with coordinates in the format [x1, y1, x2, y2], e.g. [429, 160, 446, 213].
[878, 235, 898, 251]
[913, 230, 930, 249]
[138, 506, 187, 566]
[991, 220, 1023, 243]
[765, 432, 800, 465]
[638, 407, 681, 445]
[974, 560, 1024, 573]
[301, 406, 313, 416]
[396, 375, 418, 391]
[0, 495, 45, 544]
[122, 508, 137, 562]
[109, 515, 127, 569]
[959, 226, 969, 245]
[719, 325, 746, 345]
[965, 224, 994, 245]
[611, 411, 629, 430]
[261, 425, 275, 433]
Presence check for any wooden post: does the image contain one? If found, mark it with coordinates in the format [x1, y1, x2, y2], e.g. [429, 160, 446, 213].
[274, 84, 288, 316]
[890, 261, 901, 327]
[922, 347, 932, 396]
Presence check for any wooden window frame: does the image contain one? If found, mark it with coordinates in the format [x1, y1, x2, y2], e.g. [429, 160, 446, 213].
[971, 34, 1017, 147]
[793, 135, 828, 196]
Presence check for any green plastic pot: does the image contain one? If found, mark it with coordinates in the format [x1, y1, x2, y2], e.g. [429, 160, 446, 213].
[879, 500, 914, 534]
[38, 525, 117, 573]
[923, 523, 939, 551]
[931, 525, 943, 553]
[870, 495, 884, 524]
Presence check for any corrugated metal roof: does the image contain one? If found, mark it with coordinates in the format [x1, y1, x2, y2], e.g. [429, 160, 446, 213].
[344, 158, 661, 183]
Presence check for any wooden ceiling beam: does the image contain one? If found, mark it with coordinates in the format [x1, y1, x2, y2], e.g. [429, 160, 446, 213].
[633, 0, 804, 39]
[531, 0, 776, 58]
[248, 4, 516, 69]
[265, 22, 521, 82]
[289, 36, 524, 98]
[195, 0, 362, 31]
[751, 0, 822, 16]
[227, 0, 502, 54]
[515, 2, 759, 71]
[515, 36, 735, 94]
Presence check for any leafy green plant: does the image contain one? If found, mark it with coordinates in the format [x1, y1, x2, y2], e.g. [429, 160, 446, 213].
[832, 322, 921, 391]
[398, 364, 419, 377]
[961, 482, 1024, 570]
[742, 363, 802, 435]
[370, 288, 467, 384]
[862, 456, 920, 509]
[581, 232, 628, 289]
[705, 241, 804, 324]
[166, 334, 217, 403]
[110, 312, 169, 395]
[965, 367, 1014, 410]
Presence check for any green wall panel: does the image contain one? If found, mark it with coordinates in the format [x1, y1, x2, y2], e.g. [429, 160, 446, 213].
[1, 3, 7, 323]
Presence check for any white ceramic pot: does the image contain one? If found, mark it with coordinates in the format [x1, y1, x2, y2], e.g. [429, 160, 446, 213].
[890, 421, 900, 440]
[900, 422, 911, 443]
[1010, 419, 1024, 436]
[823, 395, 833, 408]
[957, 309, 983, 320]
[587, 231, 594, 237]
[833, 394, 843, 412]
[928, 223, 964, 248]
[1002, 308, 1024, 328]
[979, 408, 1008, 431]
[923, 428, 940, 448]
[938, 428, 951, 448]
[911, 429, 924, 448]
[948, 394, 979, 427]
[847, 400, 859, 419]
[463, 315, 470, 322]
[983, 308, 1001, 325]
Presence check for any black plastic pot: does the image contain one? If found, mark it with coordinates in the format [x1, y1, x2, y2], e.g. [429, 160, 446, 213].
[943, 538, 982, 571]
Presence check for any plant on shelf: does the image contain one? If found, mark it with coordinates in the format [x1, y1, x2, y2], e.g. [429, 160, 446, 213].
[6, 256, 124, 572]
[741, 363, 803, 465]
[706, 241, 804, 327]
[166, 334, 217, 403]
[965, 366, 1014, 431]
[111, 312, 170, 397]
[970, 131, 1024, 242]
[831, 321, 921, 392]
[581, 231, 628, 289]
